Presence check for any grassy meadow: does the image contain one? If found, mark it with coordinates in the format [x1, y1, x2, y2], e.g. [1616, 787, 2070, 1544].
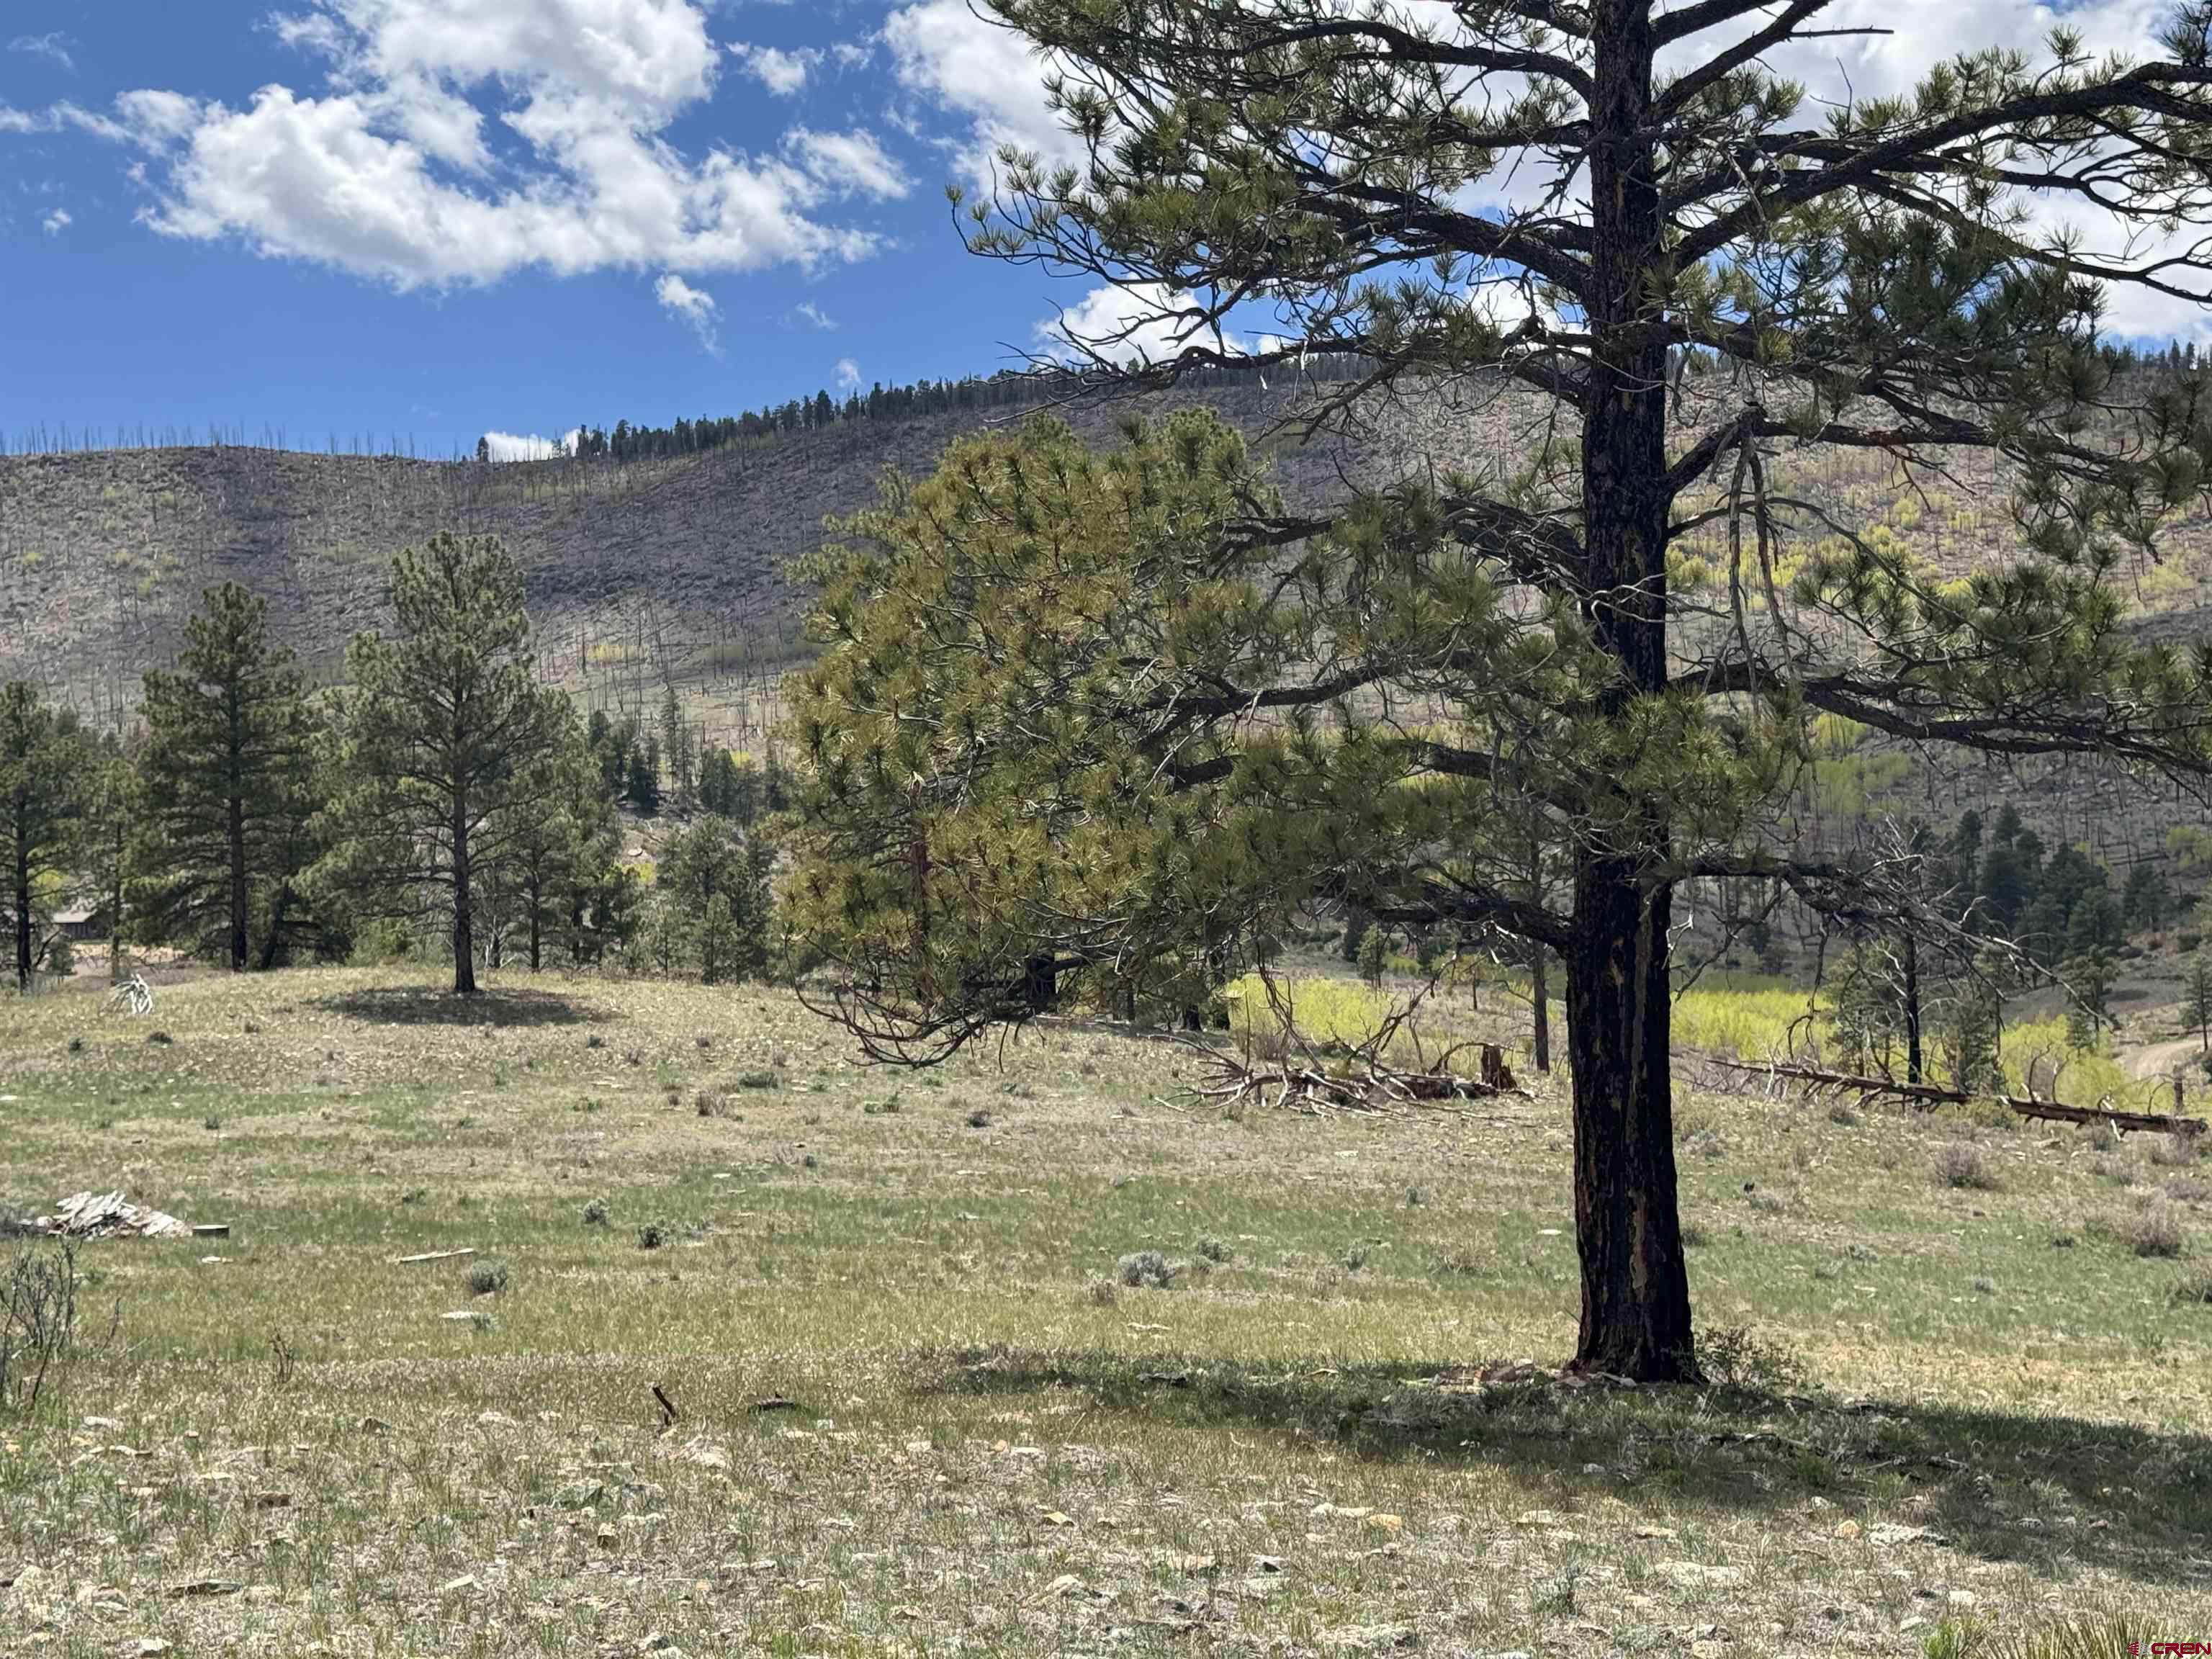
[1, 965, 2210, 1657]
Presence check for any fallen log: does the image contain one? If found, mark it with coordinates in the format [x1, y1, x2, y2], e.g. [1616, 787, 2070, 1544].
[1717, 1059, 2207, 1138]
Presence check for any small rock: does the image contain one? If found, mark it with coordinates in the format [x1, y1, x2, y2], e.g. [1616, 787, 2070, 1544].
[1948, 1590, 1979, 1609]
[438, 1575, 477, 1596]
[1365, 1514, 1403, 1532]
[1833, 1519, 1862, 1539]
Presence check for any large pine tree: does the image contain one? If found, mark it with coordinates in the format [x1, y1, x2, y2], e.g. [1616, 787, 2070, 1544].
[136, 583, 320, 971]
[797, 0, 2212, 1379]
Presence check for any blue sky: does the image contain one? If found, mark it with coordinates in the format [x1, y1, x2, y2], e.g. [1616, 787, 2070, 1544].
[4, 0, 2206, 460]
[0, 0, 1111, 458]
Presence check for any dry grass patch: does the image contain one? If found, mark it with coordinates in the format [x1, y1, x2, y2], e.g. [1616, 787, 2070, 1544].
[0, 964, 2207, 1655]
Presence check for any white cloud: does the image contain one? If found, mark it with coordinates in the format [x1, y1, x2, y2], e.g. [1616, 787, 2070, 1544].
[1036, 282, 1242, 367]
[655, 270, 720, 349]
[36, 0, 911, 291]
[834, 355, 861, 390]
[482, 428, 578, 462]
[783, 127, 909, 199]
[884, 0, 1082, 184]
[9, 33, 75, 73]
[41, 208, 71, 235]
[729, 42, 817, 96]
[0, 99, 131, 140]
[792, 299, 835, 329]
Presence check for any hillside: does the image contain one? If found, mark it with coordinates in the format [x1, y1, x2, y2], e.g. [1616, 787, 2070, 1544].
[9, 372, 2212, 903]
[0, 380, 1505, 746]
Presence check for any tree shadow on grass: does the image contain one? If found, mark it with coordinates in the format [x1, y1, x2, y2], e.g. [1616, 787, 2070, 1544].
[922, 1345, 2212, 1587]
[310, 985, 609, 1028]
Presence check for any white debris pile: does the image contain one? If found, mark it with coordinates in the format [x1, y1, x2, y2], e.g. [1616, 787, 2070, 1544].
[39, 1191, 192, 1239]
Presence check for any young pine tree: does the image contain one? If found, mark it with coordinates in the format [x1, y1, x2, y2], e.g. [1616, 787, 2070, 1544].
[319, 533, 567, 994]
[135, 583, 320, 971]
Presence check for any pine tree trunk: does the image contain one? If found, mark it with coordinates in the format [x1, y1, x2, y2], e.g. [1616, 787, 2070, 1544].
[529, 875, 542, 972]
[1530, 943, 1550, 1074]
[1902, 932, 1923, 1084]
[109, 848, 124, 984]
[1563, 0, 1698, 1383]
[13, 819, 30, 993]
[1529, 837, 1550, 1073]
[227, 787, 249, 972]
[451, 778, 477, 996]
[256, 888, 289, 971]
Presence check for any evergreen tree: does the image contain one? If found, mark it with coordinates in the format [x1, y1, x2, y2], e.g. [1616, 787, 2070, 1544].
[562, 788, 642, 968]
[624, 741, 661, 817]
[1948, 811, 1984, 920]
[795, 1, 2212, 1380]
[2185, 950, 2212, 1053]
[1946, 970, 2005, 1097]
[657, 813, 770, 981]
[659, 685, 693, 806]
[318, 533, 567, 995]
[135, 583, 320, 970]
[489, 707, 600, 972]
[0, 681, 88, 992]
[2064, 947, 2116, 1046]
[2123, 859, 2170, 932]
[1358, 923, 1388, 989]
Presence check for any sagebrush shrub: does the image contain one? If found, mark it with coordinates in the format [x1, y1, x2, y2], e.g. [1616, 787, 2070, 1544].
[2149, 1130, 2204, 1168]
[2126, 1200, 2185, 1259]
[465, 1259, 508, 1296]
[1116, 1250, 1174, 1288]
[1933, 1140, 1997, 1190]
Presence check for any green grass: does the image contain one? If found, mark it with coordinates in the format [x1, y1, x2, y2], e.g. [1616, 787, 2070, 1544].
[1, 964, 2208, 1655]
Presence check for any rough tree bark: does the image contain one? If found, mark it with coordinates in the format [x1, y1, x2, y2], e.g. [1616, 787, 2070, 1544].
[1566, 0, 1697, 1381]
[451, 768, 477, 996]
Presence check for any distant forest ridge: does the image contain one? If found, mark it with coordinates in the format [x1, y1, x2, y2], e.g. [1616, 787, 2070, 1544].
[5, 333, 2203, 464]
[0, 354, 1370, 464]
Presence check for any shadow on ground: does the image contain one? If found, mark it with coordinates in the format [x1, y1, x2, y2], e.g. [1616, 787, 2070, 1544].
[924, 1345, 2212, 1586]
[310, 986, 608, 1028]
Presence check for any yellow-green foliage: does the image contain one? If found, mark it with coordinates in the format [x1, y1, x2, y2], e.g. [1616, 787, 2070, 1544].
[1226, 973, 1395, 1051]
[2167, 823, 2212, 871]
[1668, 979, 2152, 1110]
[1995, 1018, 2146, 1110]
[1671, 975, 1822, 1060]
